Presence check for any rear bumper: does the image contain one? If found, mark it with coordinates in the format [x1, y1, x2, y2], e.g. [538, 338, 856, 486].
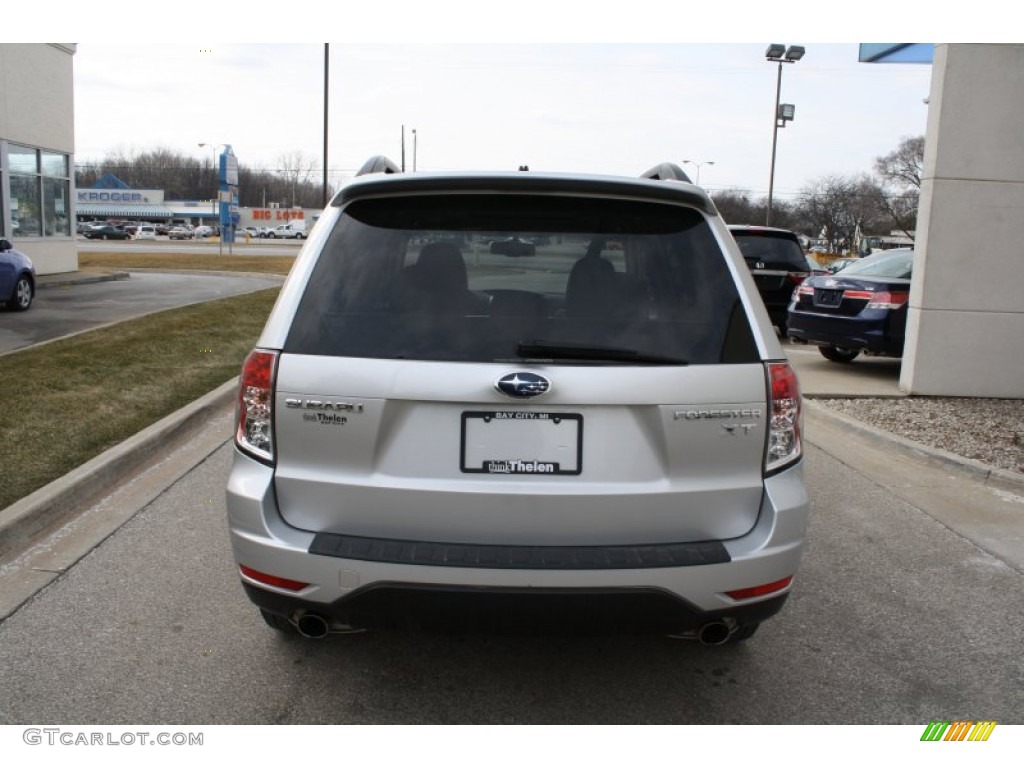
[787, 308, 904, 355]
[226, 449, 809, 634]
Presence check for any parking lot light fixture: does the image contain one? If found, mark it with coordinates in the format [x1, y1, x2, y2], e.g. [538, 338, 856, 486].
[682, 160, 715, 186]
[765, 45, 804, 226]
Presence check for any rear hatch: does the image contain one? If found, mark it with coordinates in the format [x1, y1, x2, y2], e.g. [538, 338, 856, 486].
[730, 228, 808, 311]
[271, 192, 771, 547]
[273, 359, 769, 545]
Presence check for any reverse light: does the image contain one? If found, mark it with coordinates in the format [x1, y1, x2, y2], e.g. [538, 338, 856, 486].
[793, 284, 814, 301]
[765, 361, 802, 474]
[239, 565, 308, 592]
[866, 291, 910, 310]
[236, 349, 278, 463]
[726, 576, 794, 601]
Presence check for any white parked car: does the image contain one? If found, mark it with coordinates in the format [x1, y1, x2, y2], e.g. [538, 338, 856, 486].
[134, 225, 157, 240]
[226, 157, 808, 643]
[194, 225, 213, 238]
[267, 222, 306, 239]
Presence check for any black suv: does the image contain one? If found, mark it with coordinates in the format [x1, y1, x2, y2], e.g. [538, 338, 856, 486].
[728, 225, 808, 334]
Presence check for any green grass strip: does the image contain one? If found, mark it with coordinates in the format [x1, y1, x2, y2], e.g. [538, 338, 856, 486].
[79, 252, 295, 275]
[0, 287, 280, 511]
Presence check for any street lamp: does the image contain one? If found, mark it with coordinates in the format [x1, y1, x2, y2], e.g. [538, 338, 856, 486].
[412, 128, 418, 172]
[682, 159, 714, 185]
[765, 44, 804, 226]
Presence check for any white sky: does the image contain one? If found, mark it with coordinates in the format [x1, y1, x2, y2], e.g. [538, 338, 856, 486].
[24, 3, 1012, 202]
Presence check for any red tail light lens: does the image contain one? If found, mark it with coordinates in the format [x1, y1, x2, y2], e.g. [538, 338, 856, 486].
[239, 565, 308, 592]
[236, 349, 278, 463]
[786, 271, 810, 285]
[867, 291, 910, 310]
[765, 361, 802, 474]
[726, 576, 794, 601]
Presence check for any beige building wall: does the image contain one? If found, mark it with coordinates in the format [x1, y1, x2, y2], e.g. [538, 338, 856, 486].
[0, 44, 77, 274]
[901, 44, 1024, 397]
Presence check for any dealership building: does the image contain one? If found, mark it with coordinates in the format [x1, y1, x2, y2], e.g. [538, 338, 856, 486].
[0, 44, 77, 274]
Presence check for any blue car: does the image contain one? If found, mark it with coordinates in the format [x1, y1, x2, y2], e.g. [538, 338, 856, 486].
[0, 239, 36, 312]
[786, 248, 913, 362]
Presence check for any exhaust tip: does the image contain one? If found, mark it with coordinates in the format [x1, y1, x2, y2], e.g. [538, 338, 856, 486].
[296, 612, 330, 639]
[698, 621, 732, 646]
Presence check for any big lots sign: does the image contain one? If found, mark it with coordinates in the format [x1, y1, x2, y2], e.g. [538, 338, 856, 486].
[252, 209, 305, 221]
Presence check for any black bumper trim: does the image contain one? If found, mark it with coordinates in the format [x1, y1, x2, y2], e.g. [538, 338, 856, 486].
[243, 581, 789, 635]
[308, 532, 730, 570]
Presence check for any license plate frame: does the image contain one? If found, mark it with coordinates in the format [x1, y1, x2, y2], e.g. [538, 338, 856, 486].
[460, 411, 583, 475]
[815, 288, 843, 308]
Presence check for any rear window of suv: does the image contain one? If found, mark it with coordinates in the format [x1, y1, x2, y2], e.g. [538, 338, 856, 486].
[731, 230, 806, 270]
[284, 194, 758, 365]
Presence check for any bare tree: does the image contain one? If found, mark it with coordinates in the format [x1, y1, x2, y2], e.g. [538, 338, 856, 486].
[275, 151, 320, 208]
[873, 135, 924, 238]
[799, 175, 883, 254]
[875, 136, 924, 191]
[75, 146, 329, 210]
[711, 189, 764, 225]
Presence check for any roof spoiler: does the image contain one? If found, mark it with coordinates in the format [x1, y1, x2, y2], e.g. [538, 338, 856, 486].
[640, 162, 692, 183]
[357, 155, 402, 176]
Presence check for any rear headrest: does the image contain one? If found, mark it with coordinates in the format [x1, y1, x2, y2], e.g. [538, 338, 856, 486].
[416, 242, 468, 287]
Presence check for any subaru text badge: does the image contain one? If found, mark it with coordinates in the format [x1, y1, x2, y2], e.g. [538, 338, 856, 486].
[495, 372, 551, 399]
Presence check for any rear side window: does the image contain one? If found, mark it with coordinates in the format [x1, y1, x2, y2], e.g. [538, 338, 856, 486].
[285, 194, 758, 365]
[732, 231, 805, 270]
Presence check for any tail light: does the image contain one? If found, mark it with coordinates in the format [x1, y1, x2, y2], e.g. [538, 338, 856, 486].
[765, 361, 802, 474]
[866, 291, 910, 310]
[786, 270, 810, 286]
[236, 349, 278, 464]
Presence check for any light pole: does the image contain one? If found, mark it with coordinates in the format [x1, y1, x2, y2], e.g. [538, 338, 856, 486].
[765, 44, 804, 226]
[682, 159, 714, 185]
[412, 128, 417, 172]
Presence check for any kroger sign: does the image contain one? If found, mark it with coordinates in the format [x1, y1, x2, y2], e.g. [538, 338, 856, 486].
[77, 190, 164, 204]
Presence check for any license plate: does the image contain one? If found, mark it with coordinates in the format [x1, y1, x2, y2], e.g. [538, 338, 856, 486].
[815, 288, 843, 307]
[461, 411, 583, 475]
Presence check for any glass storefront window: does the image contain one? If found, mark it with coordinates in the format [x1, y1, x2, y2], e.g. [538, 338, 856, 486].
[44, 177, 70, 236]
[41, 151, 68, 177]
[7, 143, 71, 238]
[10, 172, 42, 237]
[9, 145, 38, 174]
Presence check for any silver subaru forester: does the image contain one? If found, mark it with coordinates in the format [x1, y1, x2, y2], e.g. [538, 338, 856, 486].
[226, 159, 808, 644]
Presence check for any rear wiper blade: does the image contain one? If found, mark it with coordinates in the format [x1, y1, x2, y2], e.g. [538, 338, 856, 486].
[516, 340, 688, 365]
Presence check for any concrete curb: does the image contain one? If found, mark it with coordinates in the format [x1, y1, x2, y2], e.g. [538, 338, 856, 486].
[805, 398, 1024, 492]
[118, 267, 288, 280]
[36, 271, 130, 289]
[0, 378, 238, 566]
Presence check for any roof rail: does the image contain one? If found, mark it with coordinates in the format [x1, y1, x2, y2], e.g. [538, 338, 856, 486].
[357, 155, 402, 176]
[640, 162, 692, 183]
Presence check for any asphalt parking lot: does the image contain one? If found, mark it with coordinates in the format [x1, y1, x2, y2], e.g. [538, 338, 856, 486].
[0, 271, 284, 356]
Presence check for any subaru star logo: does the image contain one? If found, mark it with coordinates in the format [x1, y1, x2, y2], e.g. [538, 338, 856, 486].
[495, 372, 551, 399]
